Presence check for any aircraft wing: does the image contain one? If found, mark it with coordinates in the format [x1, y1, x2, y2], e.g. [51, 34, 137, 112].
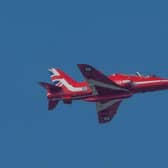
[77, 64, 129, 95]
[96, 99, 122, 123]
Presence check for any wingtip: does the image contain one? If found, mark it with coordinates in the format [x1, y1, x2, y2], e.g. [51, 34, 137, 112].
[77, 64, 90, 67]
[78, 64, 94, 69]
[77, 64, 94, 73]
[77, 64, 85, 71]
[77, 64, 85, 68]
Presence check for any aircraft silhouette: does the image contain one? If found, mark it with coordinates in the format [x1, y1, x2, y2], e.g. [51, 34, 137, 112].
[39, 64, 168, 124]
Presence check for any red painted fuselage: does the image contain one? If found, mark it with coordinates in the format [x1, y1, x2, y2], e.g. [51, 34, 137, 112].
[39, 64, 168, 124]
[47, 72, 168, 102]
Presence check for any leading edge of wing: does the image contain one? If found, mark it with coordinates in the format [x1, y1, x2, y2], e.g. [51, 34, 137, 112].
[77, 64, 117, 85]
[77, 64, 129, 95]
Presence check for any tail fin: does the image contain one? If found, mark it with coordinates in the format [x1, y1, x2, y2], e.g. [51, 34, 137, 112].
[48, 68, 84, 93]
[39, 82, 61, 110]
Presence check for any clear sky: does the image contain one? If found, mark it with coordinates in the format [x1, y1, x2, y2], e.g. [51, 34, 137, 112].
[0, 1, 168, 168]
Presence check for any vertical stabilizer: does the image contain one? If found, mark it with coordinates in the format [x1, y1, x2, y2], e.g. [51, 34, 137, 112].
[48, 68, 85, 93]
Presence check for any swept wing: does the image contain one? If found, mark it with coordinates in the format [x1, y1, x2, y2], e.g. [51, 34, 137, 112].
[77, 64, 128, 123]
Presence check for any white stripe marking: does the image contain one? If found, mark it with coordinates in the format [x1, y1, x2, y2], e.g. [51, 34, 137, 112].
[52, 78, 84, 92]
[134, 80, 168, 85]
[49, 68, 60, 76]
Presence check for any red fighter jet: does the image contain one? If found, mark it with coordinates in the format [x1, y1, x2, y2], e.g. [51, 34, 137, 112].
[39, 64, 168, 124]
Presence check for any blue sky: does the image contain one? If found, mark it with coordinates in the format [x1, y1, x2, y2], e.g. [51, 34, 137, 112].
[0, 1, 168, 167]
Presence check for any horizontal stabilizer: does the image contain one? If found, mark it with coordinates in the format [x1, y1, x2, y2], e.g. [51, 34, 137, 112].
[38, 82, 61, 92]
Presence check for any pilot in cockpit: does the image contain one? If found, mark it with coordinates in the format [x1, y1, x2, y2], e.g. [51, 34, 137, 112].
[135, 72, 142, 77]
[136, 72, 157, 78]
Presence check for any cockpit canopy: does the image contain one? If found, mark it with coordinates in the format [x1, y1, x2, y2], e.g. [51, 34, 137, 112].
[135, 72, 142, 77]
[135, 72, 157, 77]
[112, 72, 157, 78]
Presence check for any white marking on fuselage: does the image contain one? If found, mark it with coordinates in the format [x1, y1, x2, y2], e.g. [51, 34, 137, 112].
[50, 73, 131, 93]
[49, 68, 60, 76]
[133, 80, 168, 85]
[54, 78, 86, 92]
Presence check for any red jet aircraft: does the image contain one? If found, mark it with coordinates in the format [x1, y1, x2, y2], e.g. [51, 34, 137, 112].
[39, 64, 168, 124]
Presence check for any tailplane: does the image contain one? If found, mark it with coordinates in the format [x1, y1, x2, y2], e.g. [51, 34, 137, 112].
[39, 82, 61, 93]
